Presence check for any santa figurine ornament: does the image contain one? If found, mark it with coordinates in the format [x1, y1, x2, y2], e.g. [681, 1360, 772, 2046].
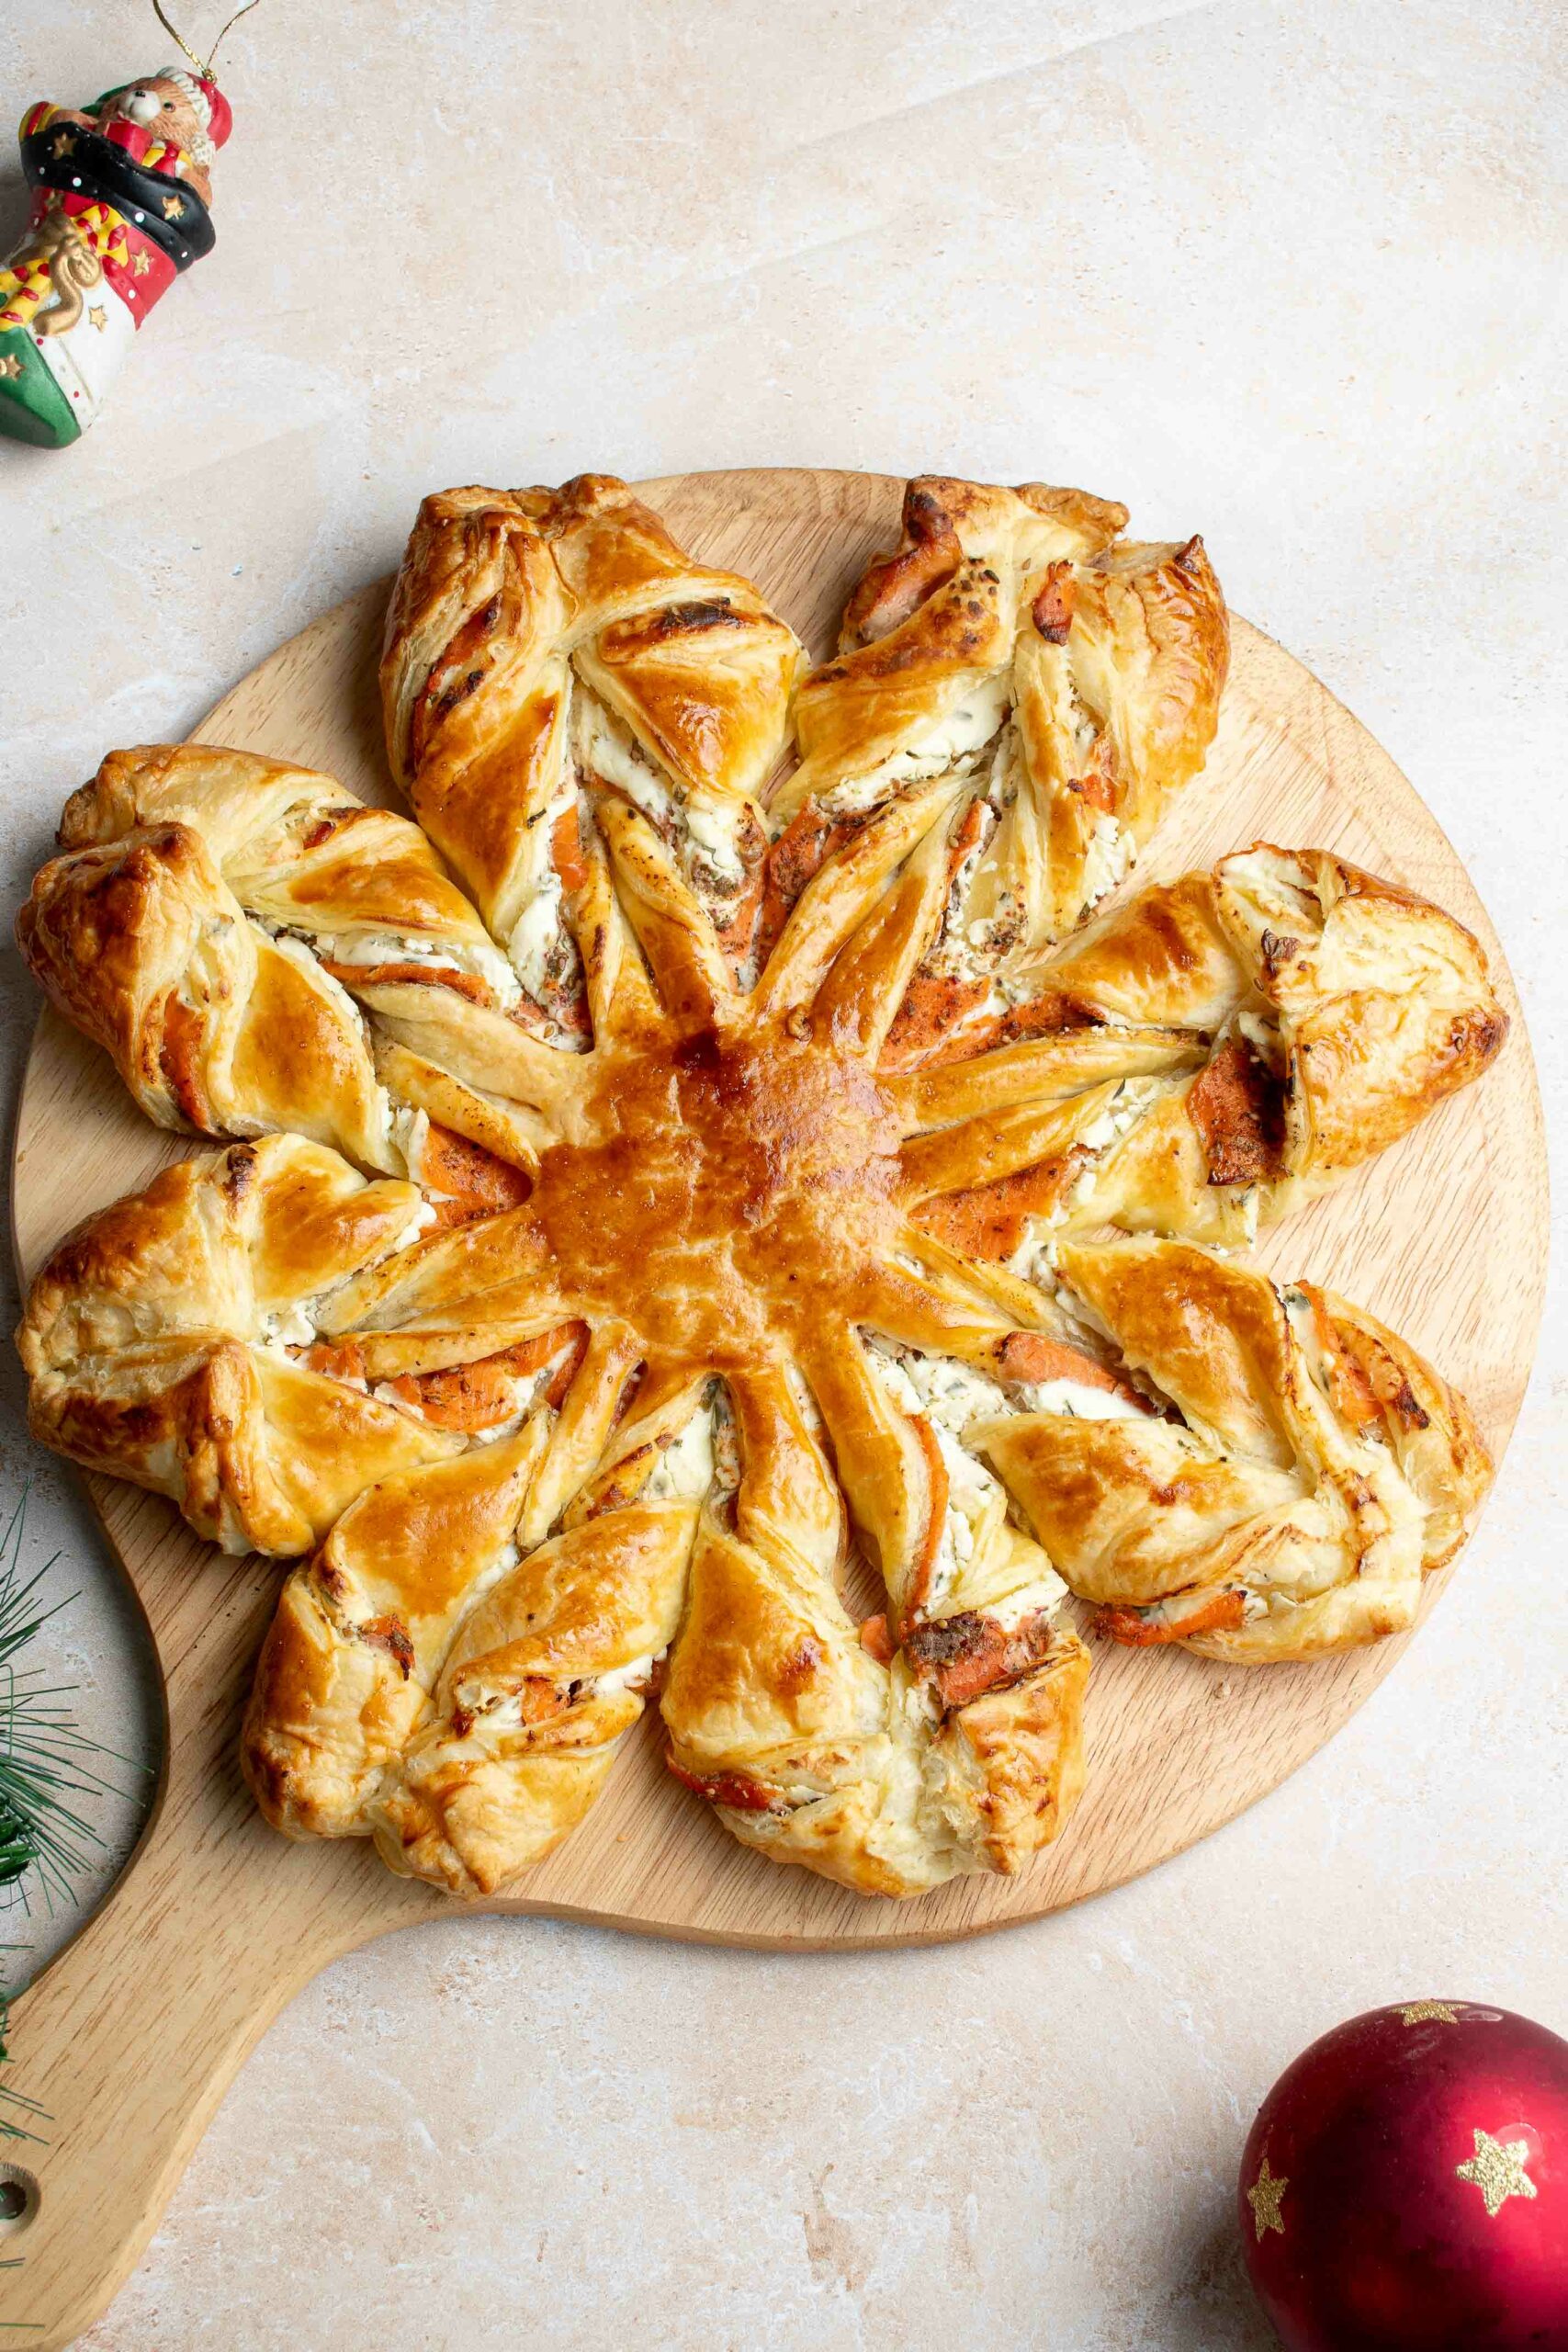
[0, 4, 255, 449]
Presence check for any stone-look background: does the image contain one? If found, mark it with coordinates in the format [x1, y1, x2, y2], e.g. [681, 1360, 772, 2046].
[0, 4, 1562, 2345]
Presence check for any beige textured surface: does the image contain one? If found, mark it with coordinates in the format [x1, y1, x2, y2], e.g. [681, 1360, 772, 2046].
[0, 4, 1563, 2347]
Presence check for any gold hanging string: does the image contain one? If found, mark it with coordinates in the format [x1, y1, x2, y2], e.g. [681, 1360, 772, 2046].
[151, 2, 208, 78]
[152, 0, 263, 80]
[202, 1, 262, 74]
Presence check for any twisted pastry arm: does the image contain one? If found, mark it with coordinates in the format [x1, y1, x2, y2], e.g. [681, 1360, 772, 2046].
[784, 475, 1227, 950]
[16, 744, 544, 1214]
[243, 1421, 553, 1838]
[382, 475, 805, 1010]
[243, 1307, 697, 1896]
[17, 1137, 458, 1554]
[887, 844, 1507, 1261]
[368, 1498, 696, 1894]
[1058, 848, 1508, 1245]
[17, 808, 404, 1173]
[976, 1238, 1492, 1659]
[246, 1333, 702, 1891]
[379, 485, 576, 961]
[660, 1366, 1089, 1894]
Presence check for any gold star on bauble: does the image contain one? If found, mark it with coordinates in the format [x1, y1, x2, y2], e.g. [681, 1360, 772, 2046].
[162, 193, 183, 220]
[1456, 2128, 1538, 2219]
[1247, 2154, 1289, 2239]
[0, 354, 22, 381]
[88, 305, 107, 333]
[131, 250, 151, 277]
[51, 130, 75, 160]
[1399, 2001, 1461, 2026]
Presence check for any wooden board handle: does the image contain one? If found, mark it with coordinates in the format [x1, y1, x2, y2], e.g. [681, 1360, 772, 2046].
[0, 1489, 410, 2348]
[0, 1830, 299, 2345]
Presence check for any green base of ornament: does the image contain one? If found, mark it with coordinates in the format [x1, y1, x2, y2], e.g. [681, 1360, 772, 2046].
[0, 334, 83, 449]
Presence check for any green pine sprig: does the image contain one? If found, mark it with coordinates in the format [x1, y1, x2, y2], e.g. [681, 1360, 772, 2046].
[0, 1482, 145, 2313]
[0, 1489, 129, 1915]
[0, 1994, 44, 2153]
[0, 1481, 142, 2224]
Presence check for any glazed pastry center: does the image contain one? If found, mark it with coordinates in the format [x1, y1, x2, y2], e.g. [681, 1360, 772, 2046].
[530, 1021, 906, 1364]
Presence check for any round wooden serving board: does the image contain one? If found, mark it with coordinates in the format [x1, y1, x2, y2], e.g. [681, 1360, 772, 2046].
[4, 470, 1547, 2347]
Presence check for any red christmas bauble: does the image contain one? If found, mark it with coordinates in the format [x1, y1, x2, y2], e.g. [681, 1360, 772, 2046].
[1239, 2002, 1568, 2351]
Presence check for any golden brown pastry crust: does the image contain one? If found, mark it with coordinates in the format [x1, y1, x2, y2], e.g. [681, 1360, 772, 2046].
[15, 744, 525, 1186]
[382, 473, 807, 824]
[893, 842, 1506, 1261]
[17, 1136, 457, 1554]
[19, 778, 1505, 1885]
[977, 1238, 1493, 1659]
[784, 475, 1229, 954]
[379, 485, 576, 953]
[659, 1367, 1089, 1894]
[20, 767, 1506, 1887]
[243, 1422, 551, 1839]
[368, 1498, 696, 1895]
[381, 476, 804, 1013]
[30, 800, 1505, 1894]
[1212, 846, 1508, 1176]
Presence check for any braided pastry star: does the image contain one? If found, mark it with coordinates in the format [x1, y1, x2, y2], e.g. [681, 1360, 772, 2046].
[14, 476, 1506, 1900]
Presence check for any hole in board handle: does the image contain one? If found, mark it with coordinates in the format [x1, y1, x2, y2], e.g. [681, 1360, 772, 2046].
[0, 2166, 39, 2236]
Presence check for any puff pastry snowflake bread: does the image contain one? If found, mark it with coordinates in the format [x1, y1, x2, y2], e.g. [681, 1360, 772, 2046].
[11, 472, 1512, 1903]
[23, 788, 1503, 1899]
[784, 475, 1228, 949]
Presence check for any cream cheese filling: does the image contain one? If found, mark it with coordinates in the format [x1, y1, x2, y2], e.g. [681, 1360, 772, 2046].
[864, 1340, 1009, 1435]
[257, 1300, 317, 1351]
[507, 876, 571, 1010]
[819, 672, 1012, 816]
[1075, 1075, 1165, 1158]
[1010, 1375, 1146, 1420]
[1010, 1075, 1172, 1284]
[641, 1404, 717, 1502]
[863, 1340, 1070, 1620]
[574, 695, 750, 900]
[449, 1639, 664, 1736]
[1235, 1007, 1284, 1065]
[636, 1385, 742, 1505]
[1078, 814, 1133, 910]
[592, 1648, 668, 1702]
[386, 1102, 431, 1181]
[254, 1198, 438, 1355]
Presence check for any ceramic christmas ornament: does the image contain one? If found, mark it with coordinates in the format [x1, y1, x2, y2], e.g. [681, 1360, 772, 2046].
[1239, 2000, 1568, 2351]
[0, 6, 255, 449]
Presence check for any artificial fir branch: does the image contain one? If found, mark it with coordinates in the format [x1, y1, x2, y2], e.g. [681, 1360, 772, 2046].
[0, 1478, 140, 2283]
[0, 1997, 44, 2149]
[0, 1488, 127, 1912]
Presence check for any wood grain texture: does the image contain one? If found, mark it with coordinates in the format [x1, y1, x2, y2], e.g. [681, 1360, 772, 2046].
[2, 470, 1547, 2349]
